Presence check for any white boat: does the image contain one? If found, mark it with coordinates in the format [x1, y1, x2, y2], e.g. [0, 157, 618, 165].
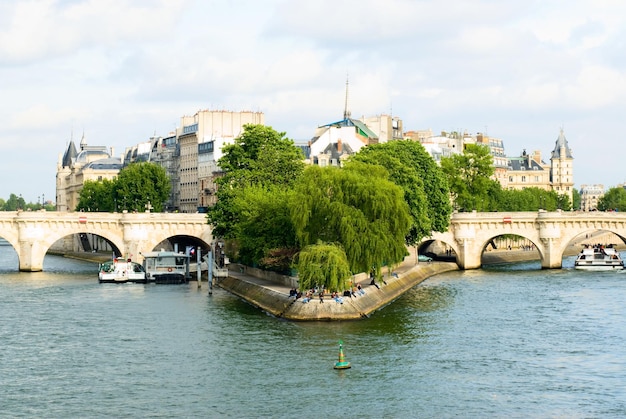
[141, 251, 192, 284]
[574, 245, 624, 270]
[98, 258, 147, 283]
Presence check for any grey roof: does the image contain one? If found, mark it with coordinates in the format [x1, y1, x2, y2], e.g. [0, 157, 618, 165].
[83, 157, 122, 170]
[551, 128, 573, 159]
[75, 147, 110, 164]
[507, 155, 546, 171]
[62, 140, 78, 168]
[320, 142, 354, 159]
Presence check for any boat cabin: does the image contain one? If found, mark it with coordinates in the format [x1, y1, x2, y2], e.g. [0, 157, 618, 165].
[141, 251, 191, 284]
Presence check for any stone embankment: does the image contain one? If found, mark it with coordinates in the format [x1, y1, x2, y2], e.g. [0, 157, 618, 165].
[217, 231, 626, 321]
[217, 258, 458, 321]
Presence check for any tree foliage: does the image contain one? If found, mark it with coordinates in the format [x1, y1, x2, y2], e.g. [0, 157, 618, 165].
[217, 124, 305, 188]
[495, 187, 572, 211]
[572, 188, 581, 211]
[113, 162, 171, 212]
[290, 163, 411, 278]
[75, 163, 170, 212]
[1, 193, 26, 211]
[350, 140, 451, 245]
[441, 144, 495, 211]
[0, 194, 54, 211]
[229, 185, 297, 268]
[294, 242, 352, 292]
[598, 187, 626, 211]
[76, 179, 115, 212]
[207, 124, 305, 239]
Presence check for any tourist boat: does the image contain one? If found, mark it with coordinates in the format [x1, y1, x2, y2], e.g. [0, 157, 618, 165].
[574, 245, 624, 270]
[141, 250, 192, 284]
[98, 258, 147, 283]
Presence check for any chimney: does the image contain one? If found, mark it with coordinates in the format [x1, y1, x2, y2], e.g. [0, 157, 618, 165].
[110, 146, 114, 157]
[337, 139, 342, 152]
[532, 150, 541, 163]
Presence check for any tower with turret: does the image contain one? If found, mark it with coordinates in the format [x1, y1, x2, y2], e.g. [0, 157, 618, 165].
[550, 128, 574, 204]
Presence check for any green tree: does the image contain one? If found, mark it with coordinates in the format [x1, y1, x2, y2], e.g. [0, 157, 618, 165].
[598, 187, 626, 211]
[290, 163, 411, 278]
[230, 185, 297, 269]
[207, 124, 305, 239]
[114, 163, 171, 212]
[350, 140, 451, 245]
[441, 144, 495, 212]
[494, 187, 571, 211]
[294, 242, 352, 292]
[572, 188, 581, 210]
[4, 193, 25, 211]
[217, 124, 305, 188]
[76, 179, 115, 212]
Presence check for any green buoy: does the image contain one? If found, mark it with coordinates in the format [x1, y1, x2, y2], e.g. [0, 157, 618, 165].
[334, 340, 351, 369]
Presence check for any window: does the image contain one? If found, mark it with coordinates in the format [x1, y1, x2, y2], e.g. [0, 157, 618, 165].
[522, 176, 526, 182]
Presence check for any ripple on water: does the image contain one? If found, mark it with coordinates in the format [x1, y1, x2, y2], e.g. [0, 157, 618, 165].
[1, 252, 626, 417]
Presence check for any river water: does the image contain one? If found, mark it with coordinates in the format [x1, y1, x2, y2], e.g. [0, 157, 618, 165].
[1, 245, 625, 418]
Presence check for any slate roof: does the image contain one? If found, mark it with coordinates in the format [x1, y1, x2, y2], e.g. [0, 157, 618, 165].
[61, 140, 78, 168]
[507, 154, 546, 171]
[83, 157, 122, 170]
[551, 128, 573, 159]
[320, 142, 355, 159]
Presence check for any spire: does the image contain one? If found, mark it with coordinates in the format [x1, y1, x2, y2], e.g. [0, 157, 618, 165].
[61, 136, 78, 168]
[80, 130, 87, 150]
[343, 74, 351, 120]
[551, 128, 573, 159]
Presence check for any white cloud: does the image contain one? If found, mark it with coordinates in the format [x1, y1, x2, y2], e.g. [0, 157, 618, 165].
[0, 0, 187, 64]
[3, 0, 626, 201]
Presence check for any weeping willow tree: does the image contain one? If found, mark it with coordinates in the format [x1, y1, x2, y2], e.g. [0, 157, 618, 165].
[295, 242, 352, 291]
[290, 162, 412, 280]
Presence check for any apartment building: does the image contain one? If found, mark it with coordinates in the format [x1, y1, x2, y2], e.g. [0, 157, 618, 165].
[177, 110, 264, 213]
[579, 184, 604, 211]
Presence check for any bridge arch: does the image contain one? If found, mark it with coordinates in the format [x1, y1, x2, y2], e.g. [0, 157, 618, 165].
[0, 211, 212, 272]
[555, 228, 626, 263]
[422, 211, 626, 270]
[142, 234, 212, 257]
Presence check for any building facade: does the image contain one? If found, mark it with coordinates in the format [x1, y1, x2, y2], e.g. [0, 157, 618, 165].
[360, 114, 403, 143]
[177, 110, 265, 213]
[550, 128, 574, 203]
[506, 149, 551, 192]
[56, 135, 121, 211]
[579, 184, 604, 211]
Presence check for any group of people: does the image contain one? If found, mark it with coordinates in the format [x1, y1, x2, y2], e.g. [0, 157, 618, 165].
[289, 282, 371, 305]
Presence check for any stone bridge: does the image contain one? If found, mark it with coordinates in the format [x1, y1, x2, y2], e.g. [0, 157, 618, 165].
[421, 210, 626, 269]
[3, 209, 626, 272]
[0, 211, 212, 271]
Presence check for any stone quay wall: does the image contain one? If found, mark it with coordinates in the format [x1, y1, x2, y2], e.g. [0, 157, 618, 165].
[218, 261, 459, 321]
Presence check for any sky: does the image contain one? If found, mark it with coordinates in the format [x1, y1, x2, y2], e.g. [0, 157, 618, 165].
[2, 0, 626, 204]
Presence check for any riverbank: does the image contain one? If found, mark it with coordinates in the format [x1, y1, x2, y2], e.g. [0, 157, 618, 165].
[216, 237, 624, 321]
[218, 255, 459, 321]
